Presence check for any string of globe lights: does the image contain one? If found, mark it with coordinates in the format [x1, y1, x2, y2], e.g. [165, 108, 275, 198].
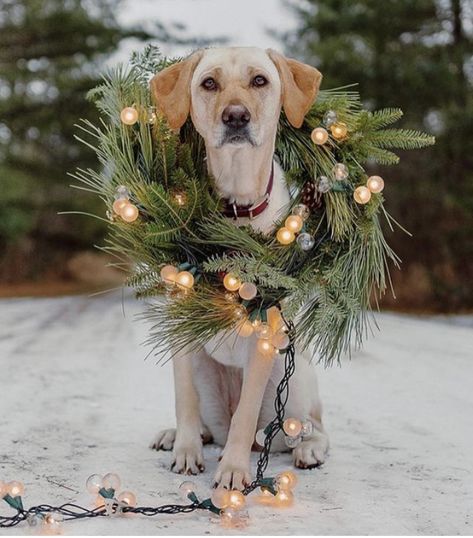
[0, 319, 315, 532]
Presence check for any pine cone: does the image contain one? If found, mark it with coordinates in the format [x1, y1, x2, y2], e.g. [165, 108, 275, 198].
[301, 181, 323, 210]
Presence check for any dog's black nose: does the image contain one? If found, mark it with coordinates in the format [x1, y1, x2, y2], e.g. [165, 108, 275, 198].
[222, 105, 251, 128]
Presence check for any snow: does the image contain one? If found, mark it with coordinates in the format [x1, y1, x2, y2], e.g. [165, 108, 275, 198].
[0, 292, 472, 535]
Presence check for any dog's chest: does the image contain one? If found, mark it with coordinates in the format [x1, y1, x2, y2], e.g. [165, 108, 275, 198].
[204, 334, 256, 368]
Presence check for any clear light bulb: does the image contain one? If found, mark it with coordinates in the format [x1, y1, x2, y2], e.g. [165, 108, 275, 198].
[117, 490, 137, 507]
[255, 428, 267, 447]
[7, 481, 24, 498]
[175, 271, 194, 289]
[275, 489, 294, 507]
[276, 471, 298, 491]
[277, 227, 295, 245]
[86, 474, 103, 494]
[285, 215, 303, 233]
[238, 320, 254, 338]
[330, 121, 348, 140]
[120, 107, 139, 125]
[292, 204, 310, 221]
[223, 273, 241, 291]
[257, 338, 275, 357]
[283, 418, 302, 437]
[112, 197, 128, 214]
[255, 322, 273, 340]
[228, 490, 246, 510]
[160, 264, 178, 283]
[366, 175, 384, 193]
[43, 511, 63, 534]
[301, 420, 313, 437]
[102, 472, 121, 491]
[333, 163, 349, 180]
[211, 487, 231, 509]
[179, 481, 196, 500]
[354, 186, 372, 204]
[310, 127, 329, 145]
[238, 282, 257, 300]
[120, 202, 139, 222]
[272, 331, 290, 350]
[233, 305, 247, 320]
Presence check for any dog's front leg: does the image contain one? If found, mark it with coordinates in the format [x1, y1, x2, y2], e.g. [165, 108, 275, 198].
[171, 348, 205, 475]
[214, 350, 274, 489]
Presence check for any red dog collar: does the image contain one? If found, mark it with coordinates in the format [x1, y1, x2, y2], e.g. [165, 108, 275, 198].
[221, 162, 274, 220]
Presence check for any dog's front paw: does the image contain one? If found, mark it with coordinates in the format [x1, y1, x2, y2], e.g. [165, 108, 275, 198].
[213, 458, 251, 490]
[150, 428, 176, 451]
[292, 435, 329, 469]
[171, 439, 205, 475]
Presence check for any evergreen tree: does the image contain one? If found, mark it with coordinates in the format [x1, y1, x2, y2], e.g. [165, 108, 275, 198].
[284, 0, 473, 311]
[0, 0, 150, 281]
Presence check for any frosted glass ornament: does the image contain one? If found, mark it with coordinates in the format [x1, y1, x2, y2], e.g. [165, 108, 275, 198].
[317, 176, 331, 193]
[323, 110, 338, 127]
[292, 203, 310, 221]
[301, 420, 314, 437]
[296, 232, 315, 251]
[238, 282, 257, 301]
[333, 163, 349, 180]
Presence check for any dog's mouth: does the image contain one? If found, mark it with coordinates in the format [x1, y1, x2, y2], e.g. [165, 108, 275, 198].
[219, 129, 256, 147]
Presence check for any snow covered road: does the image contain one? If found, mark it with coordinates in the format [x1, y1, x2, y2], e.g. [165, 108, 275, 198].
[0, 293, 472, 535]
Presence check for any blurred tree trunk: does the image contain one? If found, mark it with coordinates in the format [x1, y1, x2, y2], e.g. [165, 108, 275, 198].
[283, 0, 473, 312]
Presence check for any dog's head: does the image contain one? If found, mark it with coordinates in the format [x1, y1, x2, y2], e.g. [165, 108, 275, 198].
[150, 47, 322, 148]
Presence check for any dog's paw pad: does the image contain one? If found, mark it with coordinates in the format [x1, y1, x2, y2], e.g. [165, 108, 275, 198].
[150, 428, 176, 451]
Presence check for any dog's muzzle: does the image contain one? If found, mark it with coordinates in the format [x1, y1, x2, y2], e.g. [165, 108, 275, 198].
[219, 104, 256, 146]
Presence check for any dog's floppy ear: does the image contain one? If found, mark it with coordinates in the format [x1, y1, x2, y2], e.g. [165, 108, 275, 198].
[267, 49, 322, 128]
[150, 50, 203, 130]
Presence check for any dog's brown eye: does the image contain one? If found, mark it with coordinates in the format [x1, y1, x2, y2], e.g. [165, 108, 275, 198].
[201, 77, 217, 91]
[252, 75, 268, 87]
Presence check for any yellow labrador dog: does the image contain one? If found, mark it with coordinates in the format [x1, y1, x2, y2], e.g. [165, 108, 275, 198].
[150, 47, 329, 489]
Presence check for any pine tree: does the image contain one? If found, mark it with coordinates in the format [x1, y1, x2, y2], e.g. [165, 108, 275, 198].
[284, 0, 473, 311]
[0, 0, 150, 281]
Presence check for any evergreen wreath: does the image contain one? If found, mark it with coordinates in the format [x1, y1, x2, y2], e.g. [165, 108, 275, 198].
[71, 45, 434, 363]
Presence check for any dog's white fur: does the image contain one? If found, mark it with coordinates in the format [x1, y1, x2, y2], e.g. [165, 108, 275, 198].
[150, 47, 329, 489]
